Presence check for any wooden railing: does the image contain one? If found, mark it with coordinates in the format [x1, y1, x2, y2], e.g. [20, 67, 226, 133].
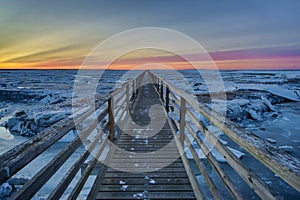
[148, 71, 300, 200]
[0, 71, 145, 200]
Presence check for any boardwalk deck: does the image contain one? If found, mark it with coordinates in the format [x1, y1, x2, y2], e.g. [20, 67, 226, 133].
[88, 76, 197, 199]
[2, 71, 299, 200]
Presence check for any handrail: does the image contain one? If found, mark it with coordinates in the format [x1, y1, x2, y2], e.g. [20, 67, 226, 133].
[0, 70, 146, 199]
[148, 70, 300, 199]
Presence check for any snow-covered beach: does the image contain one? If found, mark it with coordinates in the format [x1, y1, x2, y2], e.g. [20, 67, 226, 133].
[0, 69, 299, 199]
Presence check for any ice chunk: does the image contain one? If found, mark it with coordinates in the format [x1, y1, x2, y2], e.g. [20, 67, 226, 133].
[227, 147, 245, 159]
[121, 185, 128, 191]
[0, 127, 14, 140]
[212, 150, 226, 163]
[266, 138, 276, 144]
[0, 183, 14, 198]
[279, 146, 294, 153]
[261, 96, 276, 112]
[40, 92, 64, 104]
[230, 99, 250, 106]
[149, 179, 156, 184]
[219, 138, 228, 145]
[248, 109, 263, 121]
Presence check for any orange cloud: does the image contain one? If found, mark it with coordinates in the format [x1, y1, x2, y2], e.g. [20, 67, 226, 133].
[1, 47, 299, 70]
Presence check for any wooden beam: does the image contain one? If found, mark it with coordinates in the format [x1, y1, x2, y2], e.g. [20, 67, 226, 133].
[166, 86, 170, 112]
[165, 109, 204, 200]
[48, 130, 105, 199]
[12, 136, 83, 200]
[179, 97, 186, 146]
[68, 139, 108, 200]
[160, 80, 164, 99]
[126, 84, 129, 111]
[108, 97, 115, 141]
[185, 135, 221, 200]
[185, 122, 243, 200]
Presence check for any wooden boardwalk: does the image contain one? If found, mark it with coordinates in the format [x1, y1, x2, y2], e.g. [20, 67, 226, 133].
[89, 78, 196, 199]
[0, 70, 299, 200]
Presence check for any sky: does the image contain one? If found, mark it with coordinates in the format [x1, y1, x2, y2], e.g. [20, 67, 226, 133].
[0, 0, 300, 70]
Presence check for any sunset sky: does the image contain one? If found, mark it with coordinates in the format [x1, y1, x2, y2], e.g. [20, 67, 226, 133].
[0, 0, 300, 70]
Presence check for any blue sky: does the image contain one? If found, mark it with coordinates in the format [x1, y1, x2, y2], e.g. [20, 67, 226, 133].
[0, 0, 300, 69]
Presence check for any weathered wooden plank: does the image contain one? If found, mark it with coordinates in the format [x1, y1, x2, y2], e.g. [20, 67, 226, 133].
[107, 167, 188, 173]
[101, 177, 192, 185]
[48, 130, 105, 199]
[116, 137, 175, 142]
[108, 97, 114, 141]
[185, 110, 278, 199]
[113, 90, 125, 106]
[12, 136, 83, 200]
[112, 154, 182, 159]
[104, 172, 188, 178]
[109, 159, 182, 163]
[202, 127, 278, 200]
[186, 122, 243, 200]
[0, 108, 108, 186]
[179, 97, 186, 145]
[126, 84, 129, 111]
[185, 133, 221, 200]
[169, 97, 180, 114]
[166, 86, 170, 112]
[0, 98, 106, 166]
[108, 163, 185, 170]
[160, 80, 164, 99]
[96, 191, 196, 199]
[67, 140, 108, 200]
[98, 184, 193, 191]
[169, 91, 180, 106]
[156, 88, 203, 200]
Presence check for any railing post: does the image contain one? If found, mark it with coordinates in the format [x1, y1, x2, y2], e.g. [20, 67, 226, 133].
[160, 80, 164, 99]
[126, 84, 129, 111]
[157, 78, 160, 91]
[166, 86, 170, 112]
[133, 80, 136, 97]
[179, 97, 186, 146]
[135, 78, 139, 94]
[108, 97, 115, 141]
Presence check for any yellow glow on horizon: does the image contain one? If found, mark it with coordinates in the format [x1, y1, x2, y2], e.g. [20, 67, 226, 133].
[0, 52, 300, 70]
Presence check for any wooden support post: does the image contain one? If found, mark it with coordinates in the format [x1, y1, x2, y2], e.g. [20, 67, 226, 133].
[158, 78, 160, 89]
[135, 79, 138, 94]
[126, 84, 129, 111]
[160, 80, 164, 99]
[166, 86, 170, 112]
[179, 97, 186, 146]
[108, 97, 114, 141]
[133, 80, 136, 97]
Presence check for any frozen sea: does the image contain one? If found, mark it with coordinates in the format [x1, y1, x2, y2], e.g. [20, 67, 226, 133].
[0, 69, 299, 199]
